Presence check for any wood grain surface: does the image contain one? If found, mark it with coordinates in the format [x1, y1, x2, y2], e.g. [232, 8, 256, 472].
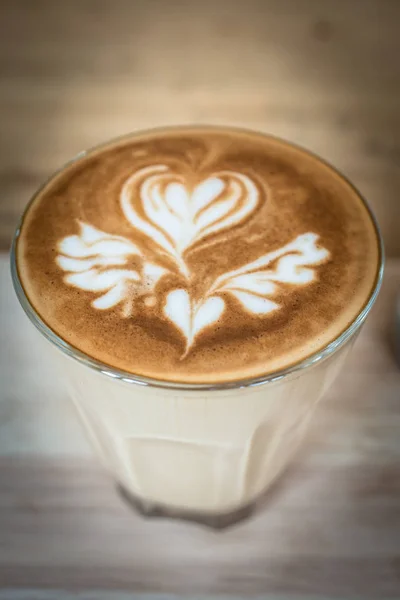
[1, 254, 400, 598]
[0, 0, 399, 255]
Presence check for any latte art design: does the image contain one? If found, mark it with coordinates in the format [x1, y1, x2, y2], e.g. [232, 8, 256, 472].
[56, 166, 330, 356]
[121, 165, 260, 275]
[57, 223, 166, 316]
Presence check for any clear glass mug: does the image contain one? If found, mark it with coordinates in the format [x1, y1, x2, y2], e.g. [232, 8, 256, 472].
[11, 223, 383, 526]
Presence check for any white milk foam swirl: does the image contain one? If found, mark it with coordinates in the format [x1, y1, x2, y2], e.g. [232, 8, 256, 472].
[120, 164, 259, 275]
[56, 165, 330, 355]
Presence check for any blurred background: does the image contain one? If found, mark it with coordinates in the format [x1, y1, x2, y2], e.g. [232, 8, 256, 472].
[0, 0, 399, 254]
[1, 2, 400, 597]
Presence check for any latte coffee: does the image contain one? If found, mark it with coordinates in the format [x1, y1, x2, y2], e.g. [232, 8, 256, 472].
[12, 127, 383, 521]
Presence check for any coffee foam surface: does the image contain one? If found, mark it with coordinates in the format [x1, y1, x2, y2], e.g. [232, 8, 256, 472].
[16, 127, 380, 383]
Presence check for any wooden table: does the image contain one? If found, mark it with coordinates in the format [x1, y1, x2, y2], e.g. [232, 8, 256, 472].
[0, 0, 400, 255]
[1, 254, 400, 599]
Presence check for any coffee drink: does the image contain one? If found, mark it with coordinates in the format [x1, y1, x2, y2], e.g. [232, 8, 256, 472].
[16, 127, 379, 384]
[13, 127, 382, 520]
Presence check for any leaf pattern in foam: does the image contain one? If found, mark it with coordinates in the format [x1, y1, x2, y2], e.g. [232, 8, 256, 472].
[58, 222, 142, 259]
[164, 289, 225, 354]
[56, 221, 166, 316]
[210, 233, 330, 315]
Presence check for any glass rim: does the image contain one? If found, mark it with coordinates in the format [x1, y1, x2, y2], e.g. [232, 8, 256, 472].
[10, 126, 385, 392]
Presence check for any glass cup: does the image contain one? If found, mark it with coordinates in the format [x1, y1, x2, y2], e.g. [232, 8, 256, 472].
[10, 151, 384, 528]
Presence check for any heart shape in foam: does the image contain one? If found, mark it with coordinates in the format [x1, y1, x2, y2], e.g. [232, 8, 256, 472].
[120, 165, 260, 274]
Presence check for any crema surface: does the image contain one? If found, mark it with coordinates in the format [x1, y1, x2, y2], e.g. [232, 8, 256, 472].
[16, 127, 380, 383]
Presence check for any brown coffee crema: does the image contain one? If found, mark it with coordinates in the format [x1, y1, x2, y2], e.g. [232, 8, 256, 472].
[16, 127, 380, 383]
